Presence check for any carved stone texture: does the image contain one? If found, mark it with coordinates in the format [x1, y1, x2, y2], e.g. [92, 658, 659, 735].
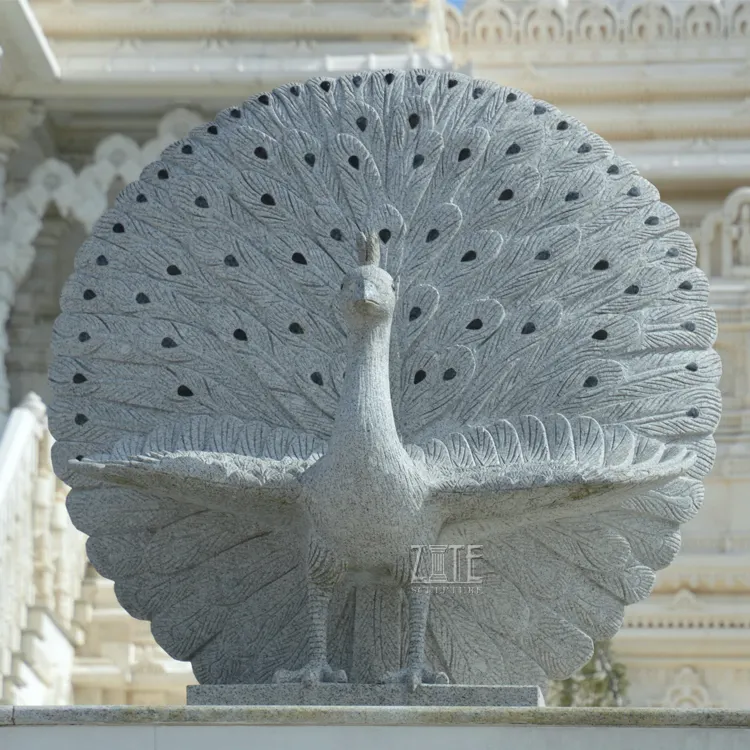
[49, 70, 720, 695]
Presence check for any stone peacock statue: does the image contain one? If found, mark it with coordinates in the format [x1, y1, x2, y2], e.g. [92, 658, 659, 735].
[49, 70, 720, 690]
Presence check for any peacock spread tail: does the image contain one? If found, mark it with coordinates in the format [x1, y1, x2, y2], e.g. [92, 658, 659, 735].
[49, 70, 720, 686]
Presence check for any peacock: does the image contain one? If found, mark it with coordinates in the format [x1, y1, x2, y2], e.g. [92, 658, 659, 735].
[49, 70, 721, 691]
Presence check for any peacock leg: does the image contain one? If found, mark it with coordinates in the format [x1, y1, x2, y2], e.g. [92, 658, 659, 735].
[381, 584, 449, 692]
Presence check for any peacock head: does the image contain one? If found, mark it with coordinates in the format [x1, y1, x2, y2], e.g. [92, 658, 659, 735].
[339, 232, 396, 325]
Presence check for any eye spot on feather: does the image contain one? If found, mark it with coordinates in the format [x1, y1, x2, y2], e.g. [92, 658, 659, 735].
[679, 280, 693, 291]
[207, 125, 218, 135]
[352, 76, 362, 87]
[409, 113, 420, 129]
[96, 255, 108, 266]
[258, 94, 270, 105]
[311, 371, 324, 386]
[499, 189, 514, 201]
[254, 147, 268, 160]
[233, 329, 247, 341]
[461, 250, 477, 262]
[356, 116, 368, 132]
[458, 148, 471, 162]
[682, 321, 696, 331]
[645, 216, 660, 226]
[607, 165, 620, 175]
[593, 260, 609, 270]
[385, 73, 395, 84]
[625, 284, 639, 294]
[75, 414, 88, 425]
[83, 289, 96, 300]
[413, 154, 425, 168]
[73, 373, 87, 384]
[379, 229, 392, 244]
[136, 292, 150, 304]
[304, 153, 316, 167]
[289, 322, 304, 334]
[443, 368, 457, 381]
[261, 193, 276, 206]
[578, 143, 592, 154]
[628, 186, 641, 197]
[161, 337, 177, 348]
[686, 362, 698, 372]
[348, 155, 360, 170]
[76, 455, 83, 461]
[320, 81, 332, 92]
[536, 250, 550, 260]
[565, 191, 580, 202]
[136, 193, 147, 203]
[426, 229, 440, 243]
[113, 222, 124, 233]
[230, 108, 241, 118]
[195, 196, 209, 208]
[534, 104, 547, 115]
[583, 376, 598, 388]
[78, 332, 90, 342]
[292, 252, 307, 265]
[666, 247, 679, 257]
[686, 407, 700, 418]
[290, 85, 300, 96]
[177, 385, 194, 397]
[448, 79, 458, 88]
[158, 169, 169, 179]
[592, 329, 608, 340]
[330, 228, 343, 241]
[467, 318, 483, 330]
[416, 74, 426, 85]
[506, 92, 517, 102]
[409, 306, 422, 321]
[414, 369, 426, 384]
[506, 143, 521, 155]
[557, 121, 569, 131]
[167, 265, 181, 276]
[473, 87, 485, 99]
[181, 145, 193, 155]
[521, 322, 536, 334]
[224, 254, 239, 267]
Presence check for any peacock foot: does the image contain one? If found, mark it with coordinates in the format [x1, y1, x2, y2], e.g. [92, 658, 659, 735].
[380, 664, 450, 693]
[272, 662, 348, 687]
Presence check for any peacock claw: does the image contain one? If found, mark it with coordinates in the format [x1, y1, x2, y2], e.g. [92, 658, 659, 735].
[381, 665, 449, 692]
[272, 663, 347, 687]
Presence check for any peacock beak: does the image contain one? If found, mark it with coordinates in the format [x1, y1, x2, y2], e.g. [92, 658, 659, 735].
[353, 279, 381, 308]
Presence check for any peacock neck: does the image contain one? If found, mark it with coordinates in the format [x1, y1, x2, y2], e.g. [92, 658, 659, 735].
[330, 317, 402, 458]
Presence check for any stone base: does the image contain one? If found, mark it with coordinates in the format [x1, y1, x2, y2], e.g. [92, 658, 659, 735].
[186, 683, 544, 706]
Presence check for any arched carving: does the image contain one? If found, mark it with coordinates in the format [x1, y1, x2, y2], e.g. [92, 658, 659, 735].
[467, 2, 516, 44]
[699, 187, 750, 278]
[444, 4, 465, 46]
[573, 3, 620, 42]
[684, 2, 723, 38]
[522, 3, 566, 43]
[662, 667, 713, 708]
[628, 2, 676, 41]
[731, 2, 750, 35]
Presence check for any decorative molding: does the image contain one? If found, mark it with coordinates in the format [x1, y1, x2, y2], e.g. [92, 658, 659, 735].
[661, 667, 715, 708]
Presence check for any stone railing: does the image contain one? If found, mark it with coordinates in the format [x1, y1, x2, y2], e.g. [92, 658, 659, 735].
[0, 393, 89, 705]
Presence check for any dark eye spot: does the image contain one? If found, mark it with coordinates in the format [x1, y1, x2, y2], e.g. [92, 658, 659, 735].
[311, 371, 324, 386]
[645, 216, 660, 226]
[177, 385, 193, 397]
[348, 155, 360, 170]
[161, 337, 177, 348]
[686, 408, 699, 418]
[73, 373, 87, 384]
[625, 284, 639, 295]
[233, 329, 247, 341]
[352, 75, 362, 87]
[682, 321, 696, 331]
[679, 280, 693, 291]
[506, 143, 521, 155]
[167, 265, 181, 276]
[224, 255, 239, 267]
[536, 251, 550, 260]
[304, 153, 316, 167]
[443, 368, 457, 381]
[136, 292, 150, 304]
[290, 85, 300, 96]
[75, 414, 88, 425]
[534, 104, 547, 115]
[207, 125, 218, 135]
[76, 455, 83, 461]
[409, 113, 420, 129]
[356, 117, 368, 132]
[467, 318, 483, 330]
[385, 73, 395, 84]
[628, 186, 641, 197]
[157, 169, 169, 179]
[78, 332, 90, 342]
[557, 121, 569, 130]
[258, 94, 270, 105]
[473, 87, 485, 99]
[521, 322, 536, 335]
[409, 307, 422, 321]
[254, 147, 268, 160]
[578, 143, 591, 154]
[426, 229, 440, 243]
[414, 369, 426, 384]
[320, 81, 331, 92]
[499, 189, 514, 201]
[666, 247, 679, 257]
[113, 223, 124, 233]
[96, 255, 108, 266]
[136, 193, 147, 203]
[592, 329, 608, 340]
[413, 154, 425, 168]
[583, 376, 598, 388]
[330, 228, 343, 241]
[292, 252, 307, 265]
[458, 148, 471, 162]
[461, 251, 477, 262]
[506, 92, 517, 102]
[83, 289, 96, 300]
[195, 196, 209, 208]
[416, 74, 426, 84]
[607, 165, 620, 175]
[289, 322, 304, 335]
[686, 362, 698, 372]
[181, 144, 193, 155]
[448, 79, 458, 88]
[565, 191, 580, 202]
[230, 108, 241, 118]
[594, 260, 609, 271]
[261, 193, 276, 206]
[379, 229, 391, 244]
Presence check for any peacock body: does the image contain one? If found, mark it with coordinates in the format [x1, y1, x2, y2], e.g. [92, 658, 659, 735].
[49, 70, 721, 689]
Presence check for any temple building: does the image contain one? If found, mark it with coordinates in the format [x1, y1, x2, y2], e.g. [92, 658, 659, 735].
[1, 0, 749, 708]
